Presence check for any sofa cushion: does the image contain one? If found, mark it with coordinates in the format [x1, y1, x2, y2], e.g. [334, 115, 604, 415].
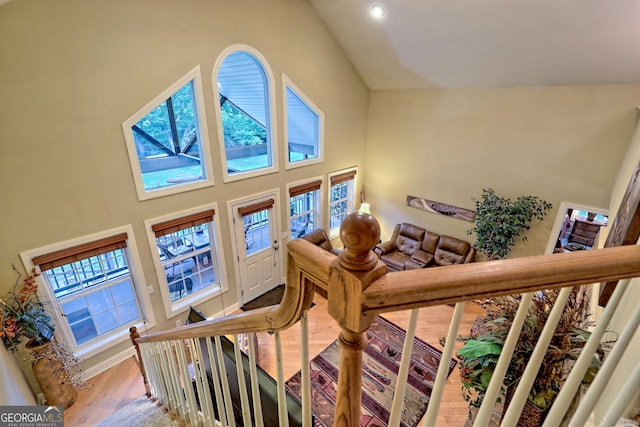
[421, 231, 440, 254]
[411, 250, 434, 266]
[398, 223, 426, 242]
[433, 235, 471, 266]
[434, 250, 465, 266]
[381, 251, 412, 271]
[396, 235, 420, 254]
[394, 223, 425, 255]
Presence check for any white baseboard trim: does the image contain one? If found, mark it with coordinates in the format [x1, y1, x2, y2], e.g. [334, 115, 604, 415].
[216, 303, 240, 316]
[82, 346, 136, 380]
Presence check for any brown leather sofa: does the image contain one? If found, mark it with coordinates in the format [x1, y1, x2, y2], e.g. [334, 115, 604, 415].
[374, 223, 476, 271]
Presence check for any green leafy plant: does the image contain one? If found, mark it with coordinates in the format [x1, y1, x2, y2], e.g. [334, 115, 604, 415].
[457, 333, 504, 407]
[467, 188, 552, 260]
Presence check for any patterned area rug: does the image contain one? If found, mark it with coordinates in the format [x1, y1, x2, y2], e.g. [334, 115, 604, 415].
[285, 316, 457, 427]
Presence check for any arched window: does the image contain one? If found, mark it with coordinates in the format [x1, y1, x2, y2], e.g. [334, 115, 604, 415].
[214, 46, 278, 182]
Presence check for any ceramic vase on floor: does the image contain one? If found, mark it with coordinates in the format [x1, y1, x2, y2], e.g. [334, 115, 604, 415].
[27, 339, 77, 409]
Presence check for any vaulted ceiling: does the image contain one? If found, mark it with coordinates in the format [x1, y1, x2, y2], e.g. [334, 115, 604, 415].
[309, 0, 640, 89]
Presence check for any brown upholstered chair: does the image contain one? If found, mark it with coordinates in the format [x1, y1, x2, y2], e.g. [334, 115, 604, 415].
[373, 223, 427, 271]
[301, 228, 340, 255]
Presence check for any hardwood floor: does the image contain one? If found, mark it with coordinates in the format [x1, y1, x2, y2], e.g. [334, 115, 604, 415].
[65, 293, 484, 426]
[64, 355, 147, 426]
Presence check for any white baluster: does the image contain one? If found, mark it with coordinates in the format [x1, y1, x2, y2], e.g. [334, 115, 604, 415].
[423, 301, 467, 427]
[567, 281, 639, 427]
[300, 312, 312, 427]
[215, 336, 237, 427]
[502, 287, 572, 426]
[233, 334, 252, 424]
[598, 363, 640, 427]
[389, 309, 419, 427]
[247, 332, 264, 427]
[148, 343, 163, 399]
[175, 339, 200, 425]
[163, 341, 184, 417]
[206, 337, 229, 426]
[543, 279, 629, 427]
[157, 341, 174, 410]
[274, 330, 290, 427]
[191, 338, 215, 427]
[474, 293, 534, 427]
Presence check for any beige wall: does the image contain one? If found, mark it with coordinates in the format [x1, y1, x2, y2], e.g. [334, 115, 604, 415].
[594, 115, 640, 421]
[365, 86, 640, 259]
[0, 0, 368, 381]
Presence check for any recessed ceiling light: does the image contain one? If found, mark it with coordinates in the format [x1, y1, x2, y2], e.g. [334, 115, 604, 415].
[370, 4, 385, 19]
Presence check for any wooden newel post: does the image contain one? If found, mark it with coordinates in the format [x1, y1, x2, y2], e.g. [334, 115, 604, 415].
[129, 326, 151, 397]
[328, 212, 387, 427]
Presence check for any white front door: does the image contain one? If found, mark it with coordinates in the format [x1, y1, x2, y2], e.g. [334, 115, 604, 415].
[233, 196, 281, 304]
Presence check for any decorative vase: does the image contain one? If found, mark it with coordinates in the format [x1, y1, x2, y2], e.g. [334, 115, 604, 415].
[503, 387, 545, 427]
[26, 339, 77, 409]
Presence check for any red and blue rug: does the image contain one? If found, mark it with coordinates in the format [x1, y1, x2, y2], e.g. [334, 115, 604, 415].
[285, 316, 457, 427]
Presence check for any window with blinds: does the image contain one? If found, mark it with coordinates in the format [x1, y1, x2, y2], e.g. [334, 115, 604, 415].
[284, 75, 324, 169]
[32, 233, 143, 348]
[329, 169, 357, 237]
[147, 206, 225, 316]
[288, 179, 322, 239]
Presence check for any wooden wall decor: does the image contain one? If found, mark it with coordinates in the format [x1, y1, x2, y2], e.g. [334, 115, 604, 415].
[600, 158, 640, 306]
[406, 195, 476, 222]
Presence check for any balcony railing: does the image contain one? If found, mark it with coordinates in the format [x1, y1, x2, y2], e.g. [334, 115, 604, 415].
[130, 212, 640, 426]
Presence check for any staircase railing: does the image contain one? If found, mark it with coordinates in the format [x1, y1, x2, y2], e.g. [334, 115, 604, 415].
[131, 212, 640, 426]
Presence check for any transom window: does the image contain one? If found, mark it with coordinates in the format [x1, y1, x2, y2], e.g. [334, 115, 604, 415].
[27, 231, 151, 355]
[283, 76, 324, 169]
[147, 206, 226, 317]
[288, 180, 322, 239]
[214, 46, 278, 182]
[122, 66, 214, 200]
[329, 169, 357, 238]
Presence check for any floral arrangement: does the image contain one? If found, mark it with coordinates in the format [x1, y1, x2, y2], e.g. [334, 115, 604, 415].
[1, 266, 55, 352]
[1, 266, 86, 390]
[456, 288, 612, 416]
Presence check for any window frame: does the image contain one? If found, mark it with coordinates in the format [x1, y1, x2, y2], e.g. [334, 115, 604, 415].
[213, 44, 279, 183]
[328, 168, 358, 239]
[283, 74, 324, 170]
[121, 65, 215, 201]
[19, 225, 156, 359]
[287, 177, 324, 240]
[145, 203, 229, 319]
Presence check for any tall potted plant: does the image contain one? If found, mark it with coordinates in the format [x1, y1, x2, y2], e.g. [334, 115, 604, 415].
[1, 266, 83, 408]
[467, 188, 552, 260]
[457, 289, 609, 426]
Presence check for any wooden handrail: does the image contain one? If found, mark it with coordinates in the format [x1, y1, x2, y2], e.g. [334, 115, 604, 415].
[361, 244, 640, 315]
